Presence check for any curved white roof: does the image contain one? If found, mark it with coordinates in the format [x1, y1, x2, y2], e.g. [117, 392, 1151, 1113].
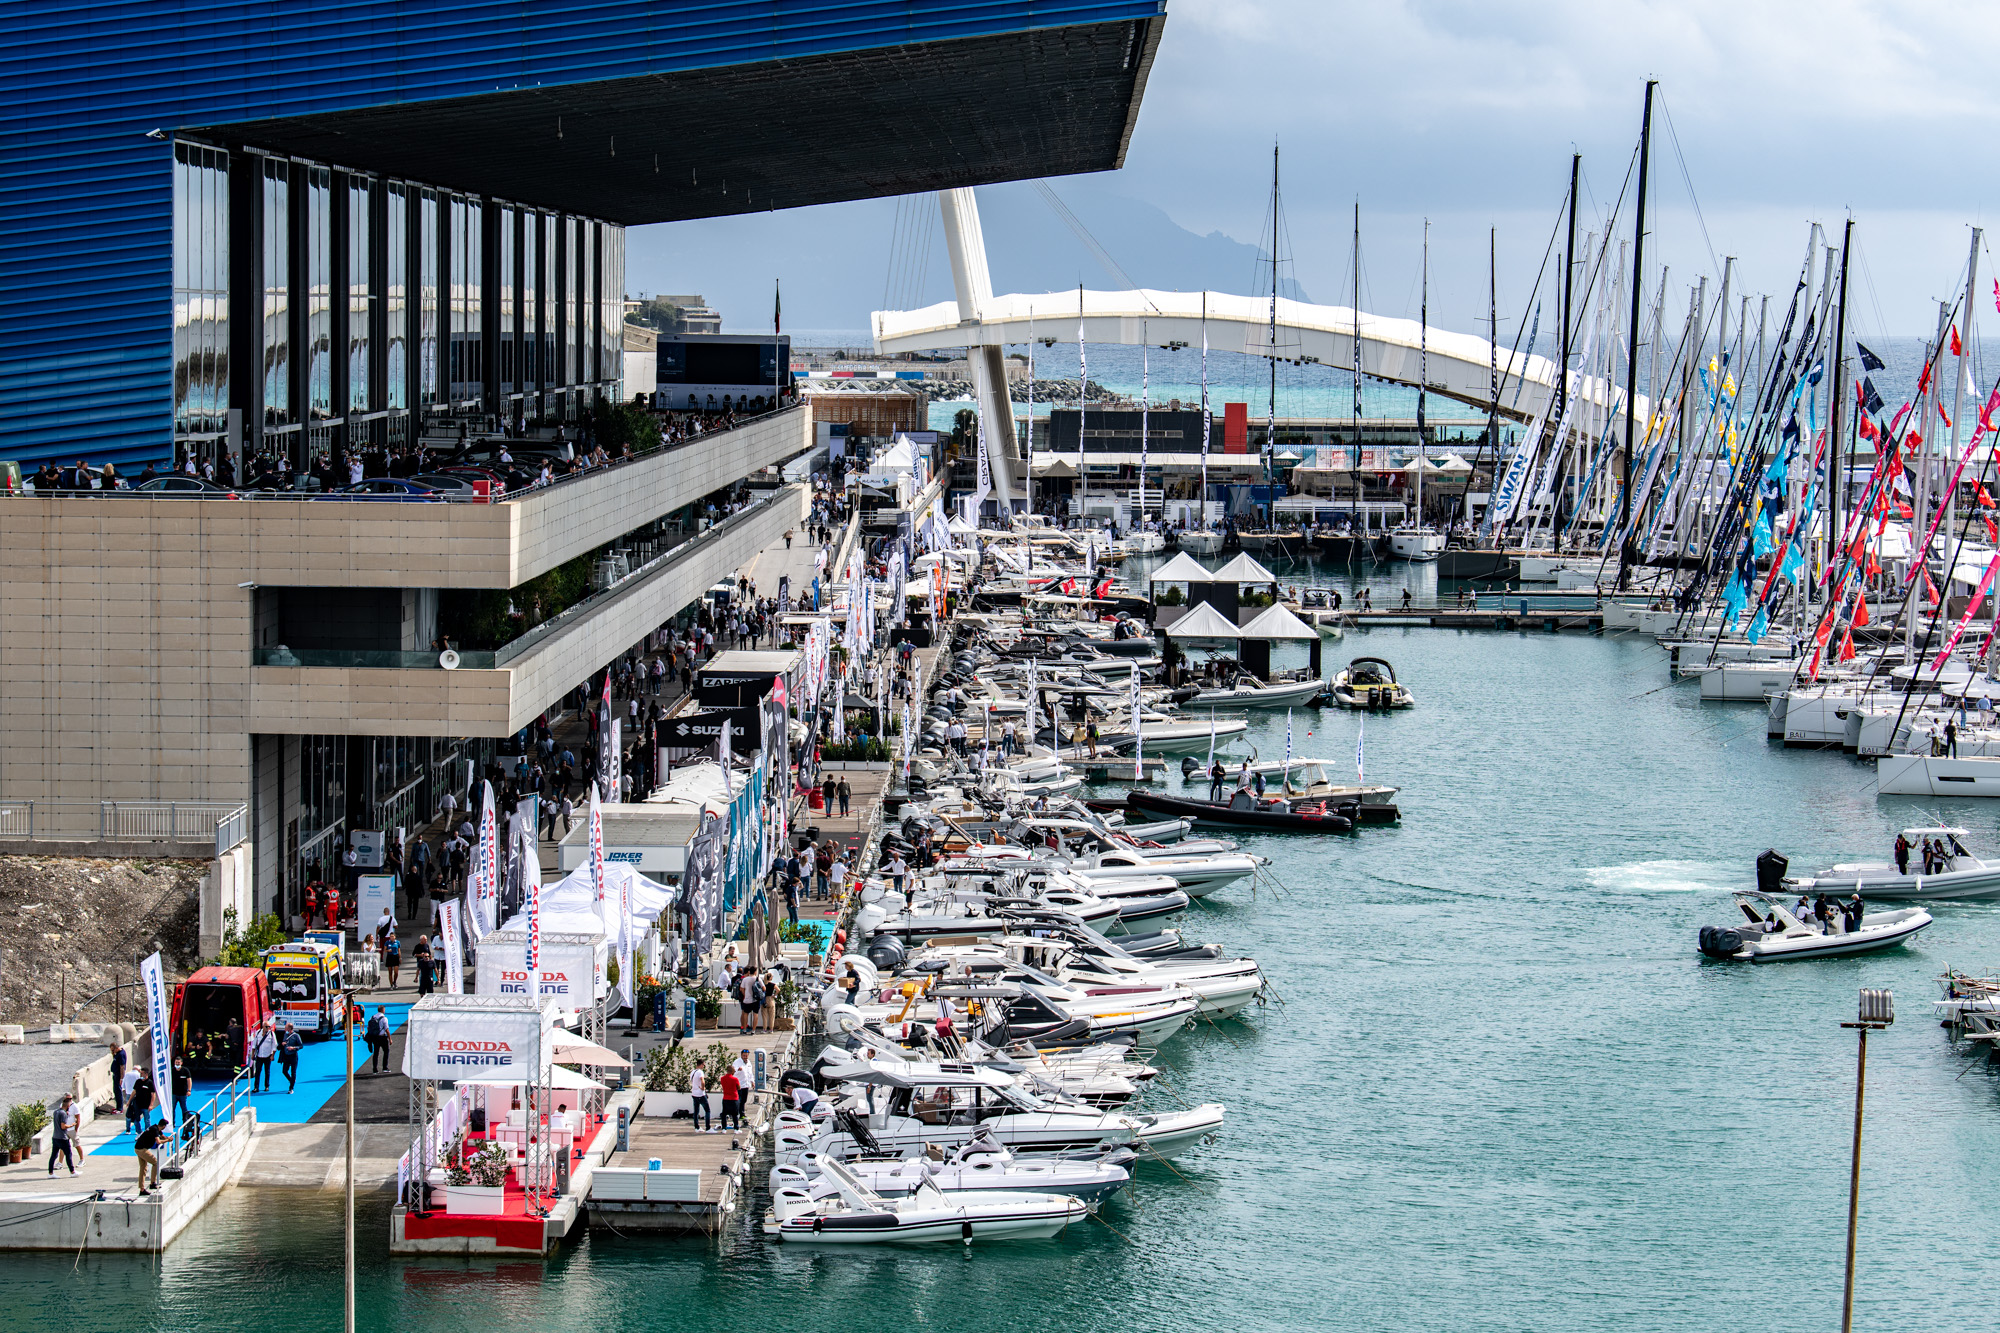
[874, 288, 1646, 427]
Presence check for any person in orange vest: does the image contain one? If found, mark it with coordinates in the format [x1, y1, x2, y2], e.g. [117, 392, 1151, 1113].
[302, 882, 319, 932]
[324, 883, 341, 931]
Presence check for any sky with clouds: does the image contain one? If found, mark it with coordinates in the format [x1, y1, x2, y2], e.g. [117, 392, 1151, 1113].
[630, 0, 2000, 342]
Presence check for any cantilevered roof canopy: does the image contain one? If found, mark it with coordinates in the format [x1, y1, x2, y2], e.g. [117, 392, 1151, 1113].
[188, 15, 1167, 225]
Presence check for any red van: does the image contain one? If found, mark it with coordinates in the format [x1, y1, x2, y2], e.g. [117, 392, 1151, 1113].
[170, 966, 273, 1075]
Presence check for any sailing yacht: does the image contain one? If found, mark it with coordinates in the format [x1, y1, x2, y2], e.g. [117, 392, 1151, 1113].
[1387, 221, 1445, 561]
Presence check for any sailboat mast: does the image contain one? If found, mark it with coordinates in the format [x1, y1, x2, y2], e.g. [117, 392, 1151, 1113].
[1418, 220, 1428, 530]
[1026, 314, 1035, 518]
[1352, 201, 1363, 530]
[1616, 79, 1656, 589]
[1140, 327, 1149, 532]
[1487, 228, 1498, 543]
[1200, 293, 1210, 531]
[1078, 284, 1087, 527]
[1267, 143, 1279, 500]
[1558, 152, 1578, 551]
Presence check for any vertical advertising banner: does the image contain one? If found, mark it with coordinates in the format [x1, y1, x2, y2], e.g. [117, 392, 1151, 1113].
[436, 900, 464, 994]
[140, 951, 171, 1119]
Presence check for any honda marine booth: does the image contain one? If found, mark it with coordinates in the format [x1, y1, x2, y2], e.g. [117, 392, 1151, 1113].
[473, 930, 609, 1018]
[397, 994, 561, 1235]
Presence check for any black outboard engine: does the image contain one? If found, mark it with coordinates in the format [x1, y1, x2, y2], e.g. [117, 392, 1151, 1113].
[1756, 849, 1789, 895]
[1698, 925, 1745, 959]
[864, 933, 907, 971]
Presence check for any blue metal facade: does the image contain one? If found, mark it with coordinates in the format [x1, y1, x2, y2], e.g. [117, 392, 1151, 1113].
[1, 1, 1164, 468]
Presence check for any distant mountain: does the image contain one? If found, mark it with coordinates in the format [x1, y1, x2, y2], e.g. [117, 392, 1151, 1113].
[622, 177, 1308, 339]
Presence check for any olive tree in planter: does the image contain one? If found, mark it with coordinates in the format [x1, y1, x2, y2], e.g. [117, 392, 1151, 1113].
[444, 1141, 512, 1215]
[639, 1044, 697, 1117]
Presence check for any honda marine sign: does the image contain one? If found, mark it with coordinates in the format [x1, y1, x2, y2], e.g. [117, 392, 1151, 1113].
[400, 995, 555, 1082]
[472, 930, 606, 1008]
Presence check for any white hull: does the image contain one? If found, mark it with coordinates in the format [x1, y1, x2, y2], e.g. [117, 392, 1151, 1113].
[1878, 754, 2000, 797]
[1697, 663, 1799, 701]
[1187, 677, 1324, 710]
[1735, 912, 1931, 961]
[1798, 866, 2000, 903]
[1111, 718, 1250, 756]
[1385, 528, 1445, 561]
[1178, 530, 1224, 554]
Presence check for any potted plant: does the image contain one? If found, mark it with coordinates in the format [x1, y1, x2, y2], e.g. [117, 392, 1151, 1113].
[6, 1102, 48, 1165]
[692, 985, 723, 1031]
[639, 1044, 696, 1117]
[444, 1142, 511, 1215]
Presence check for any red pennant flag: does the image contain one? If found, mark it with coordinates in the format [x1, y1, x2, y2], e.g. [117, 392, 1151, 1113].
[1980, 484, 1996, 508]
[1858, 414, 1879, 441]
[1919, 361, 1933, 395]
[1838, 628, 1856, 662]
[1895, 502, 1912, 519]
[1940, 404, 1954, 429]
[1853, 595, 1871, 627]
[1988, 517, 1998, 546]
[1924, 567, 1941, 605]
[1953, 325, 1963, 356]
[1906, 430, 1924, 451]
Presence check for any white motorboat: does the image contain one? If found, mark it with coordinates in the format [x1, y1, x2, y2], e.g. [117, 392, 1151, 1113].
[777, 1066, 1141, 1162]
[1112, 530, 1166, 557]
[1696, 892, 1931, 962]
[766, 1156, 1085, 1244]
[1384, 524, 1445, 561]
[1330, 656, 1414, 710]
[1110, 714, 1252, 755]
[1071, 849, 1263, 897]
[1185, 672, 1325, 710]
[773, 1138, 1132, 1206]
[1178, 529, 1224, 555]
[1789, 827, 2000, 902]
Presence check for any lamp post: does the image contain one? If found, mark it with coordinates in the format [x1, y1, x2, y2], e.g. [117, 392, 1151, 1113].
[341, 955, 380, 1333]
[1840, 987, 1894, 1333]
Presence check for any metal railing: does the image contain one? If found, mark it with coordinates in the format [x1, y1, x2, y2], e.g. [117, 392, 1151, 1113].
[163, 1066, 254, 1173]
[0, 800, 248, 853]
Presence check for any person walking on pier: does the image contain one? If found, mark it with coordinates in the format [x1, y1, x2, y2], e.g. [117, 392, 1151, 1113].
[367, 1008, 392, 1073]
[837, 776, 851, 817]
[689, 1064, 712, 1132]
[278, 1022, 303, 1092]
[414, 935, 435, 996]
[719, 1066, 743, 1134]
[251, 1021, 277, 1092]
[47, 1093, 78, 1176]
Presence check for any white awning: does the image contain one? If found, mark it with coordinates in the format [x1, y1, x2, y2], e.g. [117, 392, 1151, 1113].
[1237, 603, 1320, 640]
[1161, 602, 1243, 639]
[1148, 551, 1213, 583]
[1211, 552, 1278, 584]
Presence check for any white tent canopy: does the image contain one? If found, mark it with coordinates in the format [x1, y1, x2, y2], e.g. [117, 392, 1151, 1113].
[1237, 603, 1320, 640]
[1432, 455, 1474, 473]
[498, 861, 677, 938]
[1161, 602, 1243, 639]
[1148, 551, 1213, 584]
[1211, 552, 1279, 584]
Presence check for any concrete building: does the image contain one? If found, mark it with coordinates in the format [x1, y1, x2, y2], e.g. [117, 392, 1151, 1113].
[0, 0, 1168, 911]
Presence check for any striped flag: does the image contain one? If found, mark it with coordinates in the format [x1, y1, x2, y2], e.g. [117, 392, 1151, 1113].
[1355, 715, 1365, 782]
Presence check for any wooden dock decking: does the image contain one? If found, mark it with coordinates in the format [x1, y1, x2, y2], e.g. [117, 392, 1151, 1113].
[589, 1028, 800, 1233]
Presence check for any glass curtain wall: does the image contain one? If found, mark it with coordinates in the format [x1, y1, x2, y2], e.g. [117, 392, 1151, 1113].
[448, 196, 482, 404]
[575, 218, 592, 389]
[261, 159, 290, 429]
[602, 224, 624, 389]
[172, 143, 230, 447]
[346, 177, 372, 417]
[305, 166, 332, 422]
[417, 189, 439, 409]
[498, 205, 517, 399]
[384, 184, 408, 413]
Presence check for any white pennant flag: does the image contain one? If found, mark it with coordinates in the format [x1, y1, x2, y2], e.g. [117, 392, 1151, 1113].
[1131, 671, 1144, 780]
[1356, 714, 1365, 782]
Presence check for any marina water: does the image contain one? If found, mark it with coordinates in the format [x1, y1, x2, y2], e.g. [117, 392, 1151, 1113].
[12, 558, 2000, 1330]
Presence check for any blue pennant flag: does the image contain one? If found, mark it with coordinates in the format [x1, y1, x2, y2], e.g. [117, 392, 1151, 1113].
[1752, 511, 1776, 558]
[1746, 605, 1770, 644]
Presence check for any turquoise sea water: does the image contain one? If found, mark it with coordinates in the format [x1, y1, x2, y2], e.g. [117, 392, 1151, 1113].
[12, 556, 2000, 1331]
